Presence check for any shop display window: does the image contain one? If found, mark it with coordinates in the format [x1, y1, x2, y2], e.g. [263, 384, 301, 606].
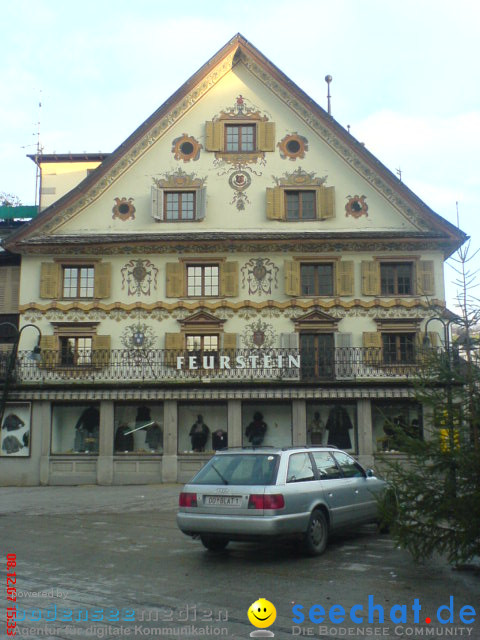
[178, 403, 228, 453]
[51, 404, 100, 455]
[306, 402, 357, 453]
[114, 404, 164, 454]
[1, 403, 31, 457]
[372, 401, 423, 452]
[242, 402, 292, 448]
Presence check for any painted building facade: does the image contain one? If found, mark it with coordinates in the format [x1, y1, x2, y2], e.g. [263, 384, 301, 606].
[1, 34, 466, 485]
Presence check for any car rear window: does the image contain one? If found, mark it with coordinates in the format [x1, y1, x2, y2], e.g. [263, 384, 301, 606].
[192, 454, 280, 486]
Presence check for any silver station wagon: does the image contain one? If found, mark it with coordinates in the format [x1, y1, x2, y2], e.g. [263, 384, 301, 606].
[177, 447, 387, 555]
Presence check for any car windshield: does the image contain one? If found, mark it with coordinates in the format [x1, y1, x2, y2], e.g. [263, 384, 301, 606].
[192, 454, 280, 486]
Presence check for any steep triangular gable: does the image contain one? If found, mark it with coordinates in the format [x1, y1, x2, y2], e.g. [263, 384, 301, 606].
[5, 33, 467, 255]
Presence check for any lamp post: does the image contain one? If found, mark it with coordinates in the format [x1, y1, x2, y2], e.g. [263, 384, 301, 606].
[0, 322, 42, 430]
[423, 315, 464, 499]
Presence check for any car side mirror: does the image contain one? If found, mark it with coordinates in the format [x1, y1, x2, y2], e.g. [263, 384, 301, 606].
[366, 468, 374, 478]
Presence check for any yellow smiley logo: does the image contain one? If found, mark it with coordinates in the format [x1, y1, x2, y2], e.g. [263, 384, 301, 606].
[247, 598, 277, 629]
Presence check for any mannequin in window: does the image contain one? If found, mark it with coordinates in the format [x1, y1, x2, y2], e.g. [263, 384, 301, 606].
[326, 406, 352, 450]
[212, 429, 228, 450]
[115, 423, 134, 452]
[136, 405, 162, 451]
[189, 415, 210, 452]
[74, 406, 99, 453]
[307, 411, 324, 445]
[245, 411, 267, 446]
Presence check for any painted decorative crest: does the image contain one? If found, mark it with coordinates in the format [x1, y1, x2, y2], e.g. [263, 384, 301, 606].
[241, 258, 279, 296]
[242, 319, 276, 350]
[121, 259, 158, 296]
[120, 323, 157, 350]
[152, 167, 206, 189]
[171, 133, 202, 162]
[277, 133, 308, 160]
[112, 197, 135, 221]
[273, 166, 327, 187]
[345, 195, 368, 219]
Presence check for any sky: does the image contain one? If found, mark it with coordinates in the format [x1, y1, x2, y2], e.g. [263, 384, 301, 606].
[1, 0, 479, 309]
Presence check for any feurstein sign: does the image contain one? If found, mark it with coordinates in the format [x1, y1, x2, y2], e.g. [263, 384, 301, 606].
[176, 353, 301, 370]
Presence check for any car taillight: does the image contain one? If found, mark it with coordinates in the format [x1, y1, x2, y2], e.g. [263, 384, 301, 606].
[179, 492, 197, 507]
[248, 494, 285, 510]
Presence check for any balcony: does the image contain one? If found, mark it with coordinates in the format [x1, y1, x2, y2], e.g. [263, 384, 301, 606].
[0, 348, 426, 386]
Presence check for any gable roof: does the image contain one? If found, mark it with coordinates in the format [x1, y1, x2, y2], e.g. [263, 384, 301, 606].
[5, 33, 467, 256]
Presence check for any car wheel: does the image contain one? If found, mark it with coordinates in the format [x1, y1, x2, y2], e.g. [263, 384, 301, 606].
[200, 536, 229, 552]
[303, 509, 328, 556]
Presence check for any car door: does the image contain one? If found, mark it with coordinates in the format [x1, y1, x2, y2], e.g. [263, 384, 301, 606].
[332, 451, 378, 522]
[310, 450, 358, 529]
[284, 452, 318, 520]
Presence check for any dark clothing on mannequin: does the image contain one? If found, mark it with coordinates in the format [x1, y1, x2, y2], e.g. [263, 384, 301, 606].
[212, 429, 228, 450]
[115, 425, 134, 452]
[189, 417, 209, 452]
[326, 406, 353, 449]
[146, 424, 163, 450]
[75, 406, 99, 433]
[246, 412, 267, 446]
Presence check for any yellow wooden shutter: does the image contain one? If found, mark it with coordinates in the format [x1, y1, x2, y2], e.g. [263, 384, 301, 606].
[94, 263, 111, 299]
[205, 121, 223, 151]
[266, 187, 285, 220]
[363, 331, 382, 365]
[416, 261, 435, 296]
[40, 263, 60, 299]
[317, 186, 335, 220]
[92, 334, 111, 366]
[222, 333, 237, 357]
[166, 262, 184, 297]
[335, 261, 354, 296]
[0, 266, 20, 313]
[39, 335, 58, 369]
[257, 121, 276, 151]
[284, 261, 300, 296]
[221, 262, 239, 297]
[165, 333, 184, 350]
[361, 261, 380, 295]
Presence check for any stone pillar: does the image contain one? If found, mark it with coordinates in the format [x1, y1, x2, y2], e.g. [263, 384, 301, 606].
[162, 400, 178, 482]
[97, 400, 114, 485]
[228, 399, 242, 448]
[39, 401, 52, 485]
[292, 399, 306, 445]
[356, 398, 374, 468]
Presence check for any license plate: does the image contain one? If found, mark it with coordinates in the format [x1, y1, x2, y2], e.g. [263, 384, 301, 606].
[204, 495, 242, 507]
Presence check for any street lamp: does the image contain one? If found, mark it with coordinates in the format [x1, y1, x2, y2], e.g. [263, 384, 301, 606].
[0, 322, 42, 431]
[423, 314, 464, 498]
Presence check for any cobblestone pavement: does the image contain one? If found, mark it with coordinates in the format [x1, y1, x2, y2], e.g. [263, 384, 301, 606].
[0, 485, 479, 639]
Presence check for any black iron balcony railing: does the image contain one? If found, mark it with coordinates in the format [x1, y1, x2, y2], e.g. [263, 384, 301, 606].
[0, 347, 429, 385]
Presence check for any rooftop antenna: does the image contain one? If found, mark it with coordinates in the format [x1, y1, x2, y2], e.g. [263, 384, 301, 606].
[396, 167, 402, 181]
[34, 91, 43, 207]
[456, 201, 460, 228]
[325, 75, 332, 115]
